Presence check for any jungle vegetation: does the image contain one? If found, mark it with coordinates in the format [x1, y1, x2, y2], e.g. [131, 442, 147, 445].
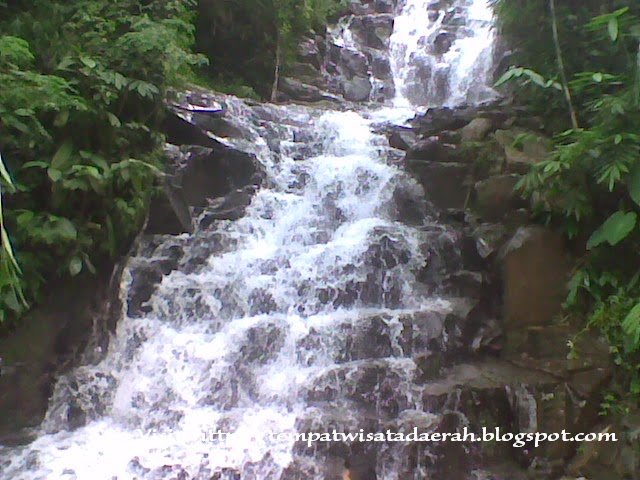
[494, 0, 640, 403]
[0, 0, 343, 331]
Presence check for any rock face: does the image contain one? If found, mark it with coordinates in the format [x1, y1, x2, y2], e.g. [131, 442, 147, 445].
[151, 91, 267, 235]
[383, 103, 622, 479]
[0, 266, 122, 443]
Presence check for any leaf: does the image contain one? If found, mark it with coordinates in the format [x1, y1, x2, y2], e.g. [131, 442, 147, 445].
[80, 56, 97, 69]
[592, 73, 603, 82]
[69, 256, 83, 276]
[51, 140, 74, 170]
[622, 303, 640, 350]
[47, 168, 62, 182]
[22, 161, 49, 169]
[608, 17, 619, 41]
[629, 163, 640, 207]
[47, 168, 64, 182]
[587, 211, 637, 249]
[0, 153, 13, 186]
[52, 218, 77, 241]
[107, 112, 121, 127]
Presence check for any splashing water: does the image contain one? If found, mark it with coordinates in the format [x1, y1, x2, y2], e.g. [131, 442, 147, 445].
[390, 0, 497, 107]
[1, 2, 498, 479]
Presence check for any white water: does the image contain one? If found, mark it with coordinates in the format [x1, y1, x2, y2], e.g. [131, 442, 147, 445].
[1, 2, 498, 479]
[389, 0, 497, 107]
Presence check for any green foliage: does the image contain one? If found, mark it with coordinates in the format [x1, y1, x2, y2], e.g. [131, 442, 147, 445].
[495, 2, 640, 401]
[196, 0, 344, 98]
[0, 0, 205, 329]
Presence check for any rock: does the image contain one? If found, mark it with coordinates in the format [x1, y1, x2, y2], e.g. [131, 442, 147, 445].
[411, 106, 479, 136]
[339, 48, 369, 77]
[388, 128, 417, 151]
[349, 14, 395, 50]
[460, 117, 494, 142]
[500, 227, 570, 331]
[279, 77, 330, 103]
[369, 51, 392, 79]
[298, 37, 322, 70]
[494, 128, 551, 174]
[470, 223, 509, 260]
[146, 181, 194, 235]
[0, 265, 121, 442]
[342, 76, 372, 102]
[410, 161, 471, 210]
[407, 138, 459, 163]
[433, 32, 455, 55]
[473, 174, 522, 221]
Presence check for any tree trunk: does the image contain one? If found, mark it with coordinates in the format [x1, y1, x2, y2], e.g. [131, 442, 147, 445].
[549, 0, 579, 129]
[270, 33, 282, 103]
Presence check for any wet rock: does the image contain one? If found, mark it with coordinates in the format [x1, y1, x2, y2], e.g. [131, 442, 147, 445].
[388, 128, 417, 151]
[494, 128, 551, 174]
[198, 186, 257, 226]
[409, 161, 471, 210]
[340, 48, 370, 77]
[433, 32, 455, 55]
[0, 262, 122, 443]
[470, 222, 509, 260]
[349, 14, 395, 50]
[342, 76, 372, 102]
[406, 137, 461, 163]
[410, 106, 480, 136]
[369, 50, 393, 79]
[146, 180, 194, 235]
[297, 37, 322, 70]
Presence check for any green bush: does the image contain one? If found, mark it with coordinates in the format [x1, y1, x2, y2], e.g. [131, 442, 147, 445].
[0, 0, 206, 328]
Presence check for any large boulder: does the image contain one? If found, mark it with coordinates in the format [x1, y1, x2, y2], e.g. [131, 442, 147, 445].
[409, 160, 471, 209]
[473, 174, 523, 221]
[499, 227, 570, 332]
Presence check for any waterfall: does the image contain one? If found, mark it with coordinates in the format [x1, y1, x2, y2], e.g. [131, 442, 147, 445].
[1, 2, 498, 479]
[389, 0, 497, 107]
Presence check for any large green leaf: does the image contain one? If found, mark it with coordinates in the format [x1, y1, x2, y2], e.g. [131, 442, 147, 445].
[587, 211, 637, 249]
[51, 140, 74, 171]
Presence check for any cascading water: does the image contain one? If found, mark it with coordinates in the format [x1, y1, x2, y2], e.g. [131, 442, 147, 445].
[389, 0, 497, 107]
[1, 2, 498, 479]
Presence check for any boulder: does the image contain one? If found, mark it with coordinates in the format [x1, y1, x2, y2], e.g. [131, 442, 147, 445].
[279, 77, 330, 103]
[349, 14, 395, 50]
[342, 76, 372, 102]
[460, 117, 494, 142]
[494, 128, 551, 174]
[499, 226, 570, 331]
[433, 31, 455, 55]
[473, 174, 522, 221]
[409, 161, 471, 209]
[388, 128, 417, 151]
[339, 48, 369, 77]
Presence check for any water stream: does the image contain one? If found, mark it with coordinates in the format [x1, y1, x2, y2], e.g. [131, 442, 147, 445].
[1, 1, 497, 479]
